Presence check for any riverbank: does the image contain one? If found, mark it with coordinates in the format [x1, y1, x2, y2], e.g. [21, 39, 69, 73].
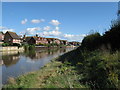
[0, 46, 24, 52]
[0, 46, 77, 52]
[3, 57, 88, 88]
[3, 47, 120, 88]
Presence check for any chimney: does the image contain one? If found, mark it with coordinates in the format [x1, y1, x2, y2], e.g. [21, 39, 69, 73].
[36, 34, 38, 37]
[23, 34, 26, 40]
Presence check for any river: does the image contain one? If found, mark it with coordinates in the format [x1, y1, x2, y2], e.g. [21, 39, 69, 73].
[0, 47, 75, 84]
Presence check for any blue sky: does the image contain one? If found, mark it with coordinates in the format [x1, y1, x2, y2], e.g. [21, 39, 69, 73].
[1, 2, 118, 42]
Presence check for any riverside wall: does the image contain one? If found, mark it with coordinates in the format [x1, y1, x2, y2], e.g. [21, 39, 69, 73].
[0, 46, 24, 52]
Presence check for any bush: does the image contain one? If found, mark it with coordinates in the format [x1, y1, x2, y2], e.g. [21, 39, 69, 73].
[36, 43, 44, 46]
[29, 45, 35, 50]
[24, 44, 29, 51]
[102, 20, 120, 51]
[2, 43, 9, 47]
[81, 32, 101, 51]
[78, 50, 120, 89]
[24, 44, 35, 51]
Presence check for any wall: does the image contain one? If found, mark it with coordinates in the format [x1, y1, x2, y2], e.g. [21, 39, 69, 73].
[0, 46, 24, 51]
[4, 32, 13, 44]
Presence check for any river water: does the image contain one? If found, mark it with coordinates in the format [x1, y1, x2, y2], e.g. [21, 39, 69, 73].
[0, 47, 75, 84]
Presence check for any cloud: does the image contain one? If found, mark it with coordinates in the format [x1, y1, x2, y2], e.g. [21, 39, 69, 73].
[40, 26, 61, 36]
[63, 34, 86, 41]
[49, 20, 61, 26]
[0, 26, 7, 30]
[43, 26, 51, 31]
[55, 26, 59, 31]
[21, 19, 27, 24]
[25, 27, 41, 35]
[41, 30, 62, 37]
[0, 26, 14, 33]
[2, 29, 14, 33]
[31, 19, 45, 23]
[49, 30, 61, 36]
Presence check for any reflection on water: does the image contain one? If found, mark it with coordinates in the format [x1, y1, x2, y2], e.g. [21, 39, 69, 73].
[1, 47, 75, 84]
[2, 53, 20, 67]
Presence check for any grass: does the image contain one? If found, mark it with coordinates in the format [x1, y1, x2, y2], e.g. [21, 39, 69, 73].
[56, 48, 120, 89]
[3, 58, 88, 88]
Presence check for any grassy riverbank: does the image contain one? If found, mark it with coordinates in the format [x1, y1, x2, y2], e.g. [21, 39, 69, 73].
[3, 48, 120, 89]
[3, 58, 88, 88]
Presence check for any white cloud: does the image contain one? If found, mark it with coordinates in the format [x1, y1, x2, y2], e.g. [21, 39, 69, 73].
[49, 20, 61, 26]
[41, 30, 62, 36]
[0, 26, 7, 30]
[55, 26, 59, 31]
[0, 26, 14, 33]
[31, 19, 40, 23]
[49, 30, 61, 36]
[2, 29, 14, 33]
[21, 19, 27, 24]
[31, 19, 45, 23]
[63, 34, 86, 41]
[25, 27, 41, 35]
[43, 26, 51, 31]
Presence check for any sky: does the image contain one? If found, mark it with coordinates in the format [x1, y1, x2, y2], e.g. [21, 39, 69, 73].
[0, 2, 118, 42]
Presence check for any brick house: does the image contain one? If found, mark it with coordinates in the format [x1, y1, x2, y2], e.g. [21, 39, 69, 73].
[4, 31, 21, 45]
[46, 38, 61, 44]
[25, 36, 48, 45]
[54, 38, 61, 44]
[46, 38, 54, 44]
[60, 40, 68, 45]
[69, 41, 81, 46]
[0, 32, 4, 44]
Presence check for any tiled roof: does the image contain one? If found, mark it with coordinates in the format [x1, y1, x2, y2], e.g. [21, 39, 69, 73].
[7, 31, 20, 39]
[46, 38, 60, 40]
[0, 32, 4, 35]
[25, 36, 46, 41]
[25, 37, 32, 42]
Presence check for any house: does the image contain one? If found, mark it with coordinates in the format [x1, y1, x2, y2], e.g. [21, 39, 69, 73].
[46, 38, 54, 44]
[46, 38, 61, 44]
[4, 31, 21, 45]
[25, 36, 48, 45]
[0, 32, 4, 44]
[60, 40, 68, 45]
[69, 41, 81, 46]
[54, 38, 61, 44]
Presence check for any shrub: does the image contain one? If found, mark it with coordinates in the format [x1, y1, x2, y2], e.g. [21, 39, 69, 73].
[102, 21, 120, 51]
[13, 43, 20, 46]
[29, 45, 35, 50]
[81, 32, 101, 51]
[79, 50, 120, 89]
[24, 44, 29, 51]
[2, 43, 9, 47]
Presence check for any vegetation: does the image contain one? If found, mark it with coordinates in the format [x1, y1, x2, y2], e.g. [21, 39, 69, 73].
[57, 20, 120, 89]
[81, 32, 101, 51]
[3, 60, 88, 88]
[2, 43, 21, 48]
[24, 44, 35, 51]
[81, 20, 120, 51]
[2, 43, 9, 47]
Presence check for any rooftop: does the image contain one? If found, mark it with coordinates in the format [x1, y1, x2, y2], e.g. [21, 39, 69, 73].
[6, 31, 20, 39]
